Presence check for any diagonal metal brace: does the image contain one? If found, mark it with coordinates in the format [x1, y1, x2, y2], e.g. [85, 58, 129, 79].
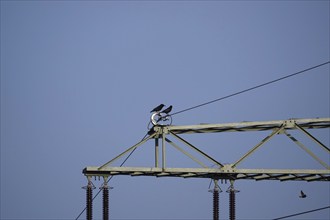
[233, 126, 285, 167]
[98, 132, 158, 170]
[165, 138, 209, 168]
[284, 131, 330, 169]
[295, 123, 330, 153]
[169, 131, 224, 167]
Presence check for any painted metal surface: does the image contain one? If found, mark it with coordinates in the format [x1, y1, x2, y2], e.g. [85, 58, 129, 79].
[83, 118, 330, 182]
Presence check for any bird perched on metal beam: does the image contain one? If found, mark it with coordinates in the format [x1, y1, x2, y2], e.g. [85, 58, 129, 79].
[150, 104, 165, 113]
[161, 105, 172, 115]
[299, 190, 307, 198]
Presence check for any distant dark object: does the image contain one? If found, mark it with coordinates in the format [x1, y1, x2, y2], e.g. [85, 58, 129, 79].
[161, 105, 172, 114]
[299, 190, 307, 198]
[150, 104, 165, 113]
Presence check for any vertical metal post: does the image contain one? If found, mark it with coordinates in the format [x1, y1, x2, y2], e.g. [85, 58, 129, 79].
[86, 177, 93, 220]
[213, 179, 220, 220]
[162, 130, 166, 169]
[226, 180, 239, 220]
[102, 177, 109, 220]
[155, 138, 159, 168]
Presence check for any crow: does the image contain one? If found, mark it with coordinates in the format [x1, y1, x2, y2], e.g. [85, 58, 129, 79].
[161, 105, 172, 114]
[299, 190, 307, 198]
[150, 104, 165, 113]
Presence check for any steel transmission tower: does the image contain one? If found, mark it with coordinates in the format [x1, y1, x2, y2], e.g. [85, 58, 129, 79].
[82, 117, 330, 220]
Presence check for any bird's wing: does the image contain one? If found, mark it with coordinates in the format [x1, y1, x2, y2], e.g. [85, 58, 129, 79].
[151, 104, 164, 112]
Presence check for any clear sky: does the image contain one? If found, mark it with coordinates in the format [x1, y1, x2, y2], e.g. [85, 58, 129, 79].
[1, 1, 329, 219]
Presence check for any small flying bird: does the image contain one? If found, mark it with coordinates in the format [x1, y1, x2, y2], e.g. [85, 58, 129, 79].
[161, 105, 172, 114]
[150, 104, 165, 113]
[299, 190, 307, 198]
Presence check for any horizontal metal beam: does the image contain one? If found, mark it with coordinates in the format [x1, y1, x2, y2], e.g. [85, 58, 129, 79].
[83, 117, 330, 182]
[83, 166, 330, 181]
[166, 118, 330, 134]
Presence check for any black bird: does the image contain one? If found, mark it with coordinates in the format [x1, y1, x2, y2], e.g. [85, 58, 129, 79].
[150, 104, 165, 113]
[161, 105, 172, 114]
[299, 190, 307, 198]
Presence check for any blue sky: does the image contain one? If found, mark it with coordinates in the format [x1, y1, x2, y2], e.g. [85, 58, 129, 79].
[1, 1, 329, 219]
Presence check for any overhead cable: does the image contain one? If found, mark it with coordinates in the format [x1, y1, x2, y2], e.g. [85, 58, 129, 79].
[170, 61, 330, 116]
[75, 133, 148, 220]
[272, 205, 330, 220]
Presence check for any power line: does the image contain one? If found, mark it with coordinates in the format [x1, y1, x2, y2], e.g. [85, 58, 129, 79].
[170, 61, 330, 116]
[272, 205, 330, 220]
[75, 133, 148, 220]
[75, 61, 329, 219]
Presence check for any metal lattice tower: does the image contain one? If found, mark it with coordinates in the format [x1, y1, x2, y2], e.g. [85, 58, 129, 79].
[84, 118, 330, 181]
[82, 117, 330, 219]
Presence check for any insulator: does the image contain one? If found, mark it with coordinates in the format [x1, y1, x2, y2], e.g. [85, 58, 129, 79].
[229, 190, 236, 220]
[86, 183, 93, 220]
[103, 187, 109, 220]
[213, 189, 219, 220]
[227, 182, 239, 220]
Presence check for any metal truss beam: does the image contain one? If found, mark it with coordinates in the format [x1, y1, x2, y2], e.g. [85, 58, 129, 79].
[167, 118, 329, 134]
[83, 118, 330, 182]
[83, 166, 330, 182]
[232, 126, 285, 167]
